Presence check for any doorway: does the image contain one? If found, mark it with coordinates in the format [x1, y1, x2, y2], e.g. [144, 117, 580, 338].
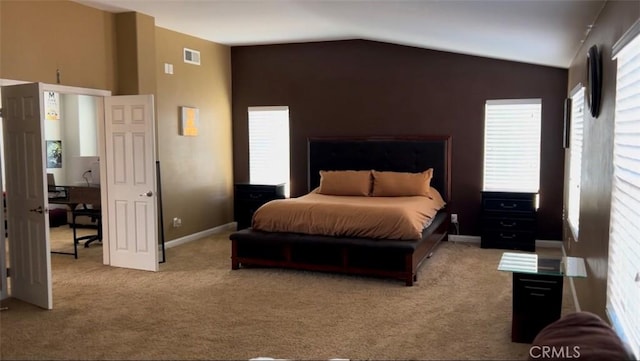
[1, 81, 160, 309]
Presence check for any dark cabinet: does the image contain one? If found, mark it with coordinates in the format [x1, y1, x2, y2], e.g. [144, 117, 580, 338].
[511, 272, 563, 343]
[234, 183, 285, 230]
[481, 191, 537, 252]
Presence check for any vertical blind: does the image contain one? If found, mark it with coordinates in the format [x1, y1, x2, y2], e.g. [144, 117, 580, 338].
[607, 27, 640, 359]
[248, 106, 290, 196]
[483, 99, 542, 192]
[568, 87, 585, 237]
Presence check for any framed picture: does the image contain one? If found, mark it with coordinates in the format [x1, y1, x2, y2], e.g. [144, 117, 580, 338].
[46, 140, 62, 168]
[179, 106, 199, 136]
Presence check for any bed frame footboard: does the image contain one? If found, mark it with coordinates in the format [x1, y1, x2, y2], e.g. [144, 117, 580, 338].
[230, 213, 449, 286]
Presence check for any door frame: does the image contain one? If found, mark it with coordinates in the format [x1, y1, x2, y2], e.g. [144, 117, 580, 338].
[39, 84, 112, 265]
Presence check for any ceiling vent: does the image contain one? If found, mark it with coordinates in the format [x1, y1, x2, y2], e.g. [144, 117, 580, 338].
[183, 48, 201, 65]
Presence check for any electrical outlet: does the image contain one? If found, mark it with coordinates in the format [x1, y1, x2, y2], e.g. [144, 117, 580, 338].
[451, 213, 458, 223]
[172, 217, 182, 228]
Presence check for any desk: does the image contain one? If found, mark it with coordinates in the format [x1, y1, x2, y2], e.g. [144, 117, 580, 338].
[498, 252, 587, 343]
[49, 186, 100, 225]
[49, 186, 101, 258]
[49, 185, 100, 208]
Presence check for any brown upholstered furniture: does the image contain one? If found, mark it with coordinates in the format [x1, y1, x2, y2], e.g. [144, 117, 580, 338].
[529, 312, 634, 360]
[230, 136, 451, 286]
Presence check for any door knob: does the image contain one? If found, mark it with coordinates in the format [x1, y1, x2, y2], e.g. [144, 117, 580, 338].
[139, 191, 153, 197]
[29, 206, 44, 214]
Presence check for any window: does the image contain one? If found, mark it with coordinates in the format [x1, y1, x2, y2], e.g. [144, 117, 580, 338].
[567, 86, 585, 237]
[248, 106, 290, 196]
[607, 23, 640, 359]
[483, 99, 542, 192]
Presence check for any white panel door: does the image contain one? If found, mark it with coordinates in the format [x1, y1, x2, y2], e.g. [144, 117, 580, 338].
[104, 95, 158, 271]
[1, 83, 52, 309]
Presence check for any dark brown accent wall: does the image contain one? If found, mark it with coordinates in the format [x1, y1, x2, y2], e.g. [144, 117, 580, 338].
[232, 40, 567, 238]
[565, 1, 640, 319]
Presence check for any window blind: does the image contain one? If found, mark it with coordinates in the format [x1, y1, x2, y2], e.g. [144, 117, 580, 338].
[568, 87, 585, 238]
[607, 27, 640, 359]
[483, 99, 542, 192]
[248, 106, 290, 196]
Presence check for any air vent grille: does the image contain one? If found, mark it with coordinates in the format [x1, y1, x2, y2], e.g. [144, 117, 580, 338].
[183, 48, 201, 65]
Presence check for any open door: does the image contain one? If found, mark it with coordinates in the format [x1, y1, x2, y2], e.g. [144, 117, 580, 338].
[104, 95, 158, 271]
[0, 107, 7, 301]
[1, 83, 52, 309]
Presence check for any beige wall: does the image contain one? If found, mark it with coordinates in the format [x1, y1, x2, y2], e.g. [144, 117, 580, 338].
[155, 27, 233, 240]
[565, 0, 640, 319]
[0, 0, 117, 91]
[0, 1, 234, 241]
[115, 12, 157, 95]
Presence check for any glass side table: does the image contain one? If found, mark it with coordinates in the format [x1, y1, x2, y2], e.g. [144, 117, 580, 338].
[498, 252, 587, 343]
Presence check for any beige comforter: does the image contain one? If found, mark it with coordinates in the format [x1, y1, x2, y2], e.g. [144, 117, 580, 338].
[252, 191, 446, 240]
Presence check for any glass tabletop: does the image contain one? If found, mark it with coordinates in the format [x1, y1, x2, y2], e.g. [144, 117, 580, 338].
[498, 252, 587, 278]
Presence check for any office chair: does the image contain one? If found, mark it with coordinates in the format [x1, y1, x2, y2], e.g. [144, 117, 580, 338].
[72, 205, 102, 248]
[69, 186, 102, 250]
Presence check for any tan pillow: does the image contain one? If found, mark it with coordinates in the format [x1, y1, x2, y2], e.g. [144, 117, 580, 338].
[372, 169, 433, 197]
[318, 170, 371, 196]
[428, 187, 447, 210]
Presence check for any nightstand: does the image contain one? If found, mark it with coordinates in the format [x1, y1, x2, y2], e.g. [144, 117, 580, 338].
[481, 191, 537, 252]
[234, 183, 285, 230]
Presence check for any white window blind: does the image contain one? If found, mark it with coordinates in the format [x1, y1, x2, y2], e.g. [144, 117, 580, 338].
[607, 26, 640, 360]
[568, 87, 585, 238]
[248, 106, 290, 196]
[483, 99, 542, 192]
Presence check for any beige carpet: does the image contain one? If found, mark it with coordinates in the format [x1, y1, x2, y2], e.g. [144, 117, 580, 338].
[1, 227, 573, 360]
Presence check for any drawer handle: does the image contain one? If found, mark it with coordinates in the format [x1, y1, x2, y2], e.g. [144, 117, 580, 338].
[249, 194, 262, 199]
[530, 292, 546, 297]
[525, 286, 551, 291]
[500, 221, 516, 227]
[500, 202, 518, 209]
[500, 233, 516, 239]
[519, 278, 558, 284]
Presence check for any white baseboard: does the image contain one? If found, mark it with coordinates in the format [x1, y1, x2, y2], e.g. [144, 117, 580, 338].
[164, 222, 236, 249]
[560, 244, 582, 312]
[537, 239, 563, 248]
[448, 235, 563, 249]
[448, 235, 480, 243]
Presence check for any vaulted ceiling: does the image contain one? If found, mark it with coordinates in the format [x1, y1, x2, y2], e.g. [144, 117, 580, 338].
[78, 0, 606, 68]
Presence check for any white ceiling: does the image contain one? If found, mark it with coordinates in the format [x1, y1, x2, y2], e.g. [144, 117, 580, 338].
[78, 0, 606, 68]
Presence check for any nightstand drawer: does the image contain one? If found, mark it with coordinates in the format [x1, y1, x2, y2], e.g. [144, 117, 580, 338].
[513, 273, 563, 313]
[235, 184, 285, 199]
[236, 189, 278, 201]
[483, 198, 534, 213]
[483, 217, 535, 231]
[483, 229, 533, 242]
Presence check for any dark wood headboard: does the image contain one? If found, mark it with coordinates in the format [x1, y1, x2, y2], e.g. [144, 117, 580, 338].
[307, 136, 452, 201]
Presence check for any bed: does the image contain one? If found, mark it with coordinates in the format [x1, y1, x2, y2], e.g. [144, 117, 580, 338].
[229, 135, 452, 286]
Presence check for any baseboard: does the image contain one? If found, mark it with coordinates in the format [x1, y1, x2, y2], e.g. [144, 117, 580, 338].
[448, 235, 563, 249]
[537, 239, 563, 248]
[560, 244, 582, 312]
[448, 235, 480, 243]
[164, 222, 236, 249]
